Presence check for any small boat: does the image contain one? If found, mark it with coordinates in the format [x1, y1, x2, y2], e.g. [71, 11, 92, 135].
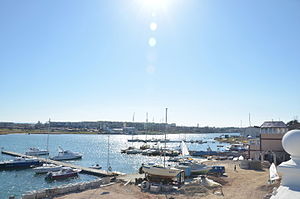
[33, 164, 63, 174]
[25, 147, 49, 156]
[50, 147, 82, 161]
[177, 161, 211, 175]
[0, 157, 41, 169]
[126, 149, 142, 154]
[89, 164, 102, 169]
[141, 163, 182, 179]
[45, 167, 81, 180]
[140, 144, 150, 150]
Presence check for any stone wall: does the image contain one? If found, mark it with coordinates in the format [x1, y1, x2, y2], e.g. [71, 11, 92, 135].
[22, 177, 111, 199]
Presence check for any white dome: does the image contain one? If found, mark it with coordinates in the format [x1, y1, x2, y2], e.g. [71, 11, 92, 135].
[282, 130, 300, 158]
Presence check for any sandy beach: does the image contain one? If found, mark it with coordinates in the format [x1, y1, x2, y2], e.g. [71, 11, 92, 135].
[55, 160, 279, 199]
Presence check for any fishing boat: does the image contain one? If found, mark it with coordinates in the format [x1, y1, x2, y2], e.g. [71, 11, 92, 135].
[25, 147, 49, 156]
[0, 157, 41, 169]
[50, 147, 82, 161]
[45, 167, 81, 180]
[141, 163, 182, 178]
[33, 164, 63, 174]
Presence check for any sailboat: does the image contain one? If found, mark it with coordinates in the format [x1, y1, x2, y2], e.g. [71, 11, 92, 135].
[25, 119, 51, 156]
[141, 108, 182, 179]
[175, 141, 210, 175]
[269, 163, 280, 182]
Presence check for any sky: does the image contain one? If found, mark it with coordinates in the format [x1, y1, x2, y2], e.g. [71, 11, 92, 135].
[0, 0, 299, 127]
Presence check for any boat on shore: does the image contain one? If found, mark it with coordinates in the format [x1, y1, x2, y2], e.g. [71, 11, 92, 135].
[33, 164, 63, 174]
[25, 147, 49, 156]
[45, 167, 81, 180]
[0, 157, 41, 169]
[176, 160, 210, 175]
[141, 163, 182, 179]
[50, 147, 82, 161]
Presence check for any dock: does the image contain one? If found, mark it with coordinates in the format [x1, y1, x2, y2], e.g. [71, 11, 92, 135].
[1, 150, 118, 177]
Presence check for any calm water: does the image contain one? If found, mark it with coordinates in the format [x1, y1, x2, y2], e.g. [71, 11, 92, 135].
[0, 133, 238, 198]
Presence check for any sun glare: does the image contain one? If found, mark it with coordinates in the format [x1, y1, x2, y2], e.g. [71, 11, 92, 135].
[138, 0, 169, 11]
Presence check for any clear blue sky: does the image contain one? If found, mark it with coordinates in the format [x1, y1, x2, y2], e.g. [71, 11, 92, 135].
[0, 0, 299, 127]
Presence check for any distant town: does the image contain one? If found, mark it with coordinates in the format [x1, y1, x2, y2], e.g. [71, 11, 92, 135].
[0, 120, 244, 135]
[1, 119, 299, 135]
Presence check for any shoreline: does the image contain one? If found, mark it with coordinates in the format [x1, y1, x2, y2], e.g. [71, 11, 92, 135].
[0, 131, 240, 136]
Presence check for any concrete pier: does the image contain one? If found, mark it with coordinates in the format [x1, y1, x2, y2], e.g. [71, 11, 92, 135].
[1, 150, 118, 177]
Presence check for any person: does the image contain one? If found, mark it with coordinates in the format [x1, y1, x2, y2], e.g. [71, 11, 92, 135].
[234, 164, 237, 171]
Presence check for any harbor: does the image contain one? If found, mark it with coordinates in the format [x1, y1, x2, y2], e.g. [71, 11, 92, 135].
[0, 133, 238, 198]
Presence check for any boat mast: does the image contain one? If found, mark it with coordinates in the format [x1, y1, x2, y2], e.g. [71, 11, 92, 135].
[164, 108, 168, 168]
[146, 112, 148, 142]
[47, 118, 50, 151]
[107, 135, 110, 171]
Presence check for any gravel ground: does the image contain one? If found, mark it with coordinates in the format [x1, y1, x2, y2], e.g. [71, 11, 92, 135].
[55, 160, 278, 199]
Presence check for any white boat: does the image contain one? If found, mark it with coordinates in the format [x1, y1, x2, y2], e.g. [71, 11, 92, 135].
[141, 109, 183, 179]
[142, 163, 182, 178]
[45, 167, 81, 180]
[50, 147, 82, 161]
[26, 119, 51, 156]
[89, 164, 102, 169]
[181, 141, 190, 156]
[33, 164, 63, 174]
[25, 147, 49, 156]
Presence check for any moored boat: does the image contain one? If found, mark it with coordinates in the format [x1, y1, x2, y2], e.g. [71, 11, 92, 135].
[89, 164, 102, 169]
[50, 147, 82, 161]
[45, 167, 81, 180]
[25, 147, 49, 156]
[33, 164, 63, 174]
[0, 157, 41, 169]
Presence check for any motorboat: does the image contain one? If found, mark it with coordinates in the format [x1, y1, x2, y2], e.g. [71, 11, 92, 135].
[89, 164, 102, 169]
[33, 164, 63, 174]
[25, 147, 49, 156]
[50, 147, 82, 161]
[45, 167, 81, 180]
[0, 157, 41, 169]
[141, 163, 182, 179]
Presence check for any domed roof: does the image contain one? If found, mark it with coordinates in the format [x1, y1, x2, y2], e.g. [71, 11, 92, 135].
[282, 130, 300, 158]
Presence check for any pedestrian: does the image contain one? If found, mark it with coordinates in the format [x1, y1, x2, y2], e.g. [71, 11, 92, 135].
[234, 164, 237, 171]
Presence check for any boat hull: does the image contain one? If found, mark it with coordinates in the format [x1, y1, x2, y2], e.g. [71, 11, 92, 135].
[0, 161, 41, 169]
[45, 172, 78, 180]
[142, 166, 182, 178]
[34, 166, 63, 174]
[25, 151, 49, 156]
[50, 156, 82, 161]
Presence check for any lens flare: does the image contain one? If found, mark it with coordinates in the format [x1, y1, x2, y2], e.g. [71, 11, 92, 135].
[150, 22, 158, 31]
[148, 37, 157, 47]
